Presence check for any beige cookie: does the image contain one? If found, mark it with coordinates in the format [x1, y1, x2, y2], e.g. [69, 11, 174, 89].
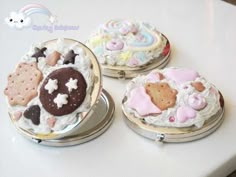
[46, 51, 61, 66]
[145, 82, 177, 110]
[191, 82, 205, 92]
[4, 62, 43, 106]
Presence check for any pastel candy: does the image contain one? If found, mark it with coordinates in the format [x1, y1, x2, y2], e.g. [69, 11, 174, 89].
[119, 25, 137, 35]
[188, 93, 207, 110]
[165, 68, 199, 84]
[106, 39, 124, 51]
[127, 58, 139, 67]
[176, 106, 196, 123]
[119, 26, 130, 35]
[127, 86, 161, 116]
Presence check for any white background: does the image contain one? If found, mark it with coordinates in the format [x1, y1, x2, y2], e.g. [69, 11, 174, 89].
[0, 0, 236, 177]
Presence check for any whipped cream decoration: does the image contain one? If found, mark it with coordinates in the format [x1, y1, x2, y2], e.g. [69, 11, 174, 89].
[53, 93, 68, 108]
[66, 78, 78, 93]
[44, 79, 58, 94]
[86, 19, 167, 67]
[123, 68, 223, 128]
[5, 38, 95, 134]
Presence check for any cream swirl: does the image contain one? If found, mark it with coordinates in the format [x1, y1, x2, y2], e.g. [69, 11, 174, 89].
[188, 93, 207, 110]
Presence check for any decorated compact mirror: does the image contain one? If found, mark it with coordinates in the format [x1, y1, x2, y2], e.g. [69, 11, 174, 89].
[122, 68, 224, 143]
[86, 19, 171, 79]
[4, 38, 115, 146]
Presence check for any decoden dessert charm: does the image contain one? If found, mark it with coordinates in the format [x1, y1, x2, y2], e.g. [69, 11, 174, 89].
[122, 68, 224, 143]
[4, 38, 115, 145]
[86, 19, 171, 78]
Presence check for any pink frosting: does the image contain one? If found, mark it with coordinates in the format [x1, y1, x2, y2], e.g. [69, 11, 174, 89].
[146, 72, 162, 82]
[127, 86, 161, 116]
[106, 39, 124, 51]
[176, 106, 196, 123]
[165, 68, 199, 84]
[188, 93, 207, 110]
[127, 57, 139, 67]
[119, 25, 137, 35]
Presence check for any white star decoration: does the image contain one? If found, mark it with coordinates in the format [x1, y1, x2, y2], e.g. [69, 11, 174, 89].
[66, 78, 78, 93]
[53, 93, 68, 108]
[45, 79, 58, 94]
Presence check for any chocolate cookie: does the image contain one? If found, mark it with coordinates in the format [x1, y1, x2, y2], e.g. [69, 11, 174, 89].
[39, 67, 87, 116]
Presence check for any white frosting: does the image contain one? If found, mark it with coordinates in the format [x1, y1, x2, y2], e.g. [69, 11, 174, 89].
[45, 79, 58, 94]
[66, 78, 78, 93]
[86, 20, 167, 67]
[123, 69, 223, 128]
[53, 93, 68, 108]
[6, 38, 94, 134]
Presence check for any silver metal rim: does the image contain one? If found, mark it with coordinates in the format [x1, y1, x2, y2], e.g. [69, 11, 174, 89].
[22, 89, 115, 146]
[123, 108, 224, 143]
[122, 91, 225, 143]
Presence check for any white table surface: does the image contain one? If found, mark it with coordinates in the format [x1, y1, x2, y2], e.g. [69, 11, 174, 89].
[1, 0, 236, 177]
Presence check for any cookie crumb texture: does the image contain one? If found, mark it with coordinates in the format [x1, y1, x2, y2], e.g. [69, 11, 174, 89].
[124, 68, 223, 128]
[86, 19, 168, 67]
[4, 62, 42, 106]
[4, 39, 94, 134]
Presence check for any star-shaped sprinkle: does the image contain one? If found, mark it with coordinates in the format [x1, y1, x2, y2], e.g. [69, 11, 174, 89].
[53, 93, 68, 108]
[31, 47, 47, 62]
[45, 79, 58, 94]
[63, 50, 78, 64]
[66, 78, 78, 93]
[120, 51, 132, 61]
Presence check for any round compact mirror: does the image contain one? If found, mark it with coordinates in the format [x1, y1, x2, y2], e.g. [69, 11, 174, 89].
[122, 68, 224, 143]
[4, 38, 115, 146]
[86, 19, 171, 79]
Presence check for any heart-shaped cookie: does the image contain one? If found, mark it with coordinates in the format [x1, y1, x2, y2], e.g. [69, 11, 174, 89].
[23, 105, 41, 125]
